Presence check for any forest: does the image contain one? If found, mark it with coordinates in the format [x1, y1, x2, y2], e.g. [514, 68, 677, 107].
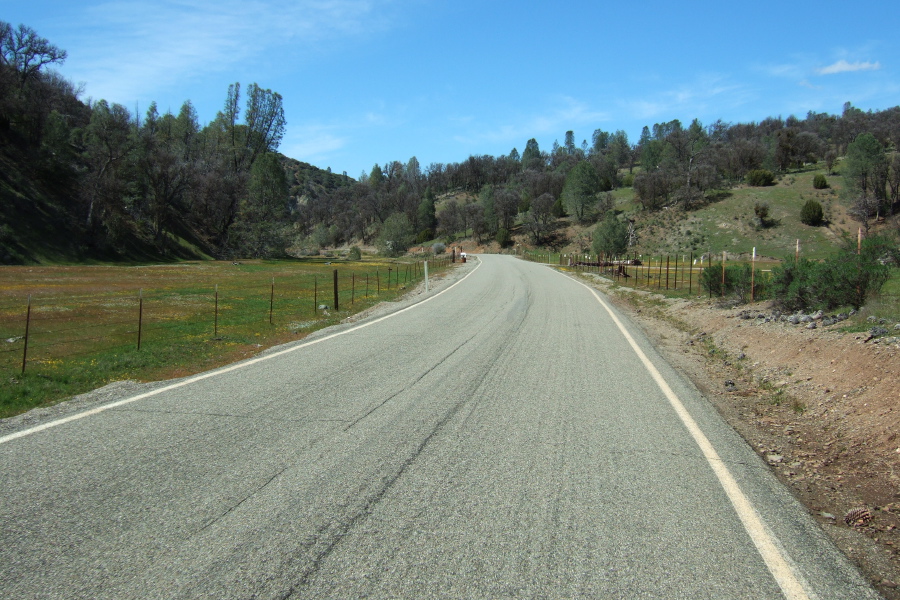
[2, 20, 900, 264]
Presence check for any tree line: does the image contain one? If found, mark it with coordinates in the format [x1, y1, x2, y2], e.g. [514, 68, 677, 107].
[2, 21, 900, 262]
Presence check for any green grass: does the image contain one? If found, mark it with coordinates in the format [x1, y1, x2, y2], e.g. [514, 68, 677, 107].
[612, 163, 853, 260]
[0, 255, 454, 418]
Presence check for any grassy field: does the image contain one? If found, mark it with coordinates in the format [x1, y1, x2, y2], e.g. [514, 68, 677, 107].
[623, 164, 856, 260]
[0, 255, 453, 418]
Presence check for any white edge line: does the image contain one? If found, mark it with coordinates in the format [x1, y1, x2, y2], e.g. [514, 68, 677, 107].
[563, 271, 815, 600]
[0, 259, 483, 446]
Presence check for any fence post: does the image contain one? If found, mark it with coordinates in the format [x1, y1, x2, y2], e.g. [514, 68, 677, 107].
[333, 269, 339, 311]
[269, 278, 274, 325]
[388, 268, 392, 290]
[721, 251, 726, 297]
[214, 284, 219, 337]
[137, 289, 144, 350]
[21, 295, 31, 375]
[673, 254, 678, 290]
[377, 270, 380, 294]
[313, 276, 318, 315]
[688, 253, 693, 295]
[366, 274, 369, 298]
[751, 247, 756, 303]
[352, 274, 355, 305]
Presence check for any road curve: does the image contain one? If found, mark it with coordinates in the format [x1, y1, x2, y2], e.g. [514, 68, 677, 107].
[0, 254, 878, 599]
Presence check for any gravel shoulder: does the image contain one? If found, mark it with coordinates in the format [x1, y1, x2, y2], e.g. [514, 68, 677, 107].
[574, 270, 900, 598]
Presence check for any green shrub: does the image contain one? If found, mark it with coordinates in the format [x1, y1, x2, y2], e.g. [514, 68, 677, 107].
[812, 174, 828, 189]
[622, 173, 635, 187]
[770, 236, 896, 311]
[746, 169, 775, 186]
[496, 227, 511, 248]
[347, 246, 361, 260]
[800, 199, 824, 226]
[416, 228, 433, 244]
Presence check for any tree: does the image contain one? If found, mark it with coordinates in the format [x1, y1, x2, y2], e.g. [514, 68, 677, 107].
[244, 83, 285, 166]
[229, 152, 289, 257]
[417, 187, 436, 235]
[524, 192, 555, 244]
[522, 138, 543, 171]
[592, 211, 628, 256]
[0, 22, 67, 90]
[562, 161, 601, 221]
[377, 212, 414, 256]
[844, 133, 887, 209]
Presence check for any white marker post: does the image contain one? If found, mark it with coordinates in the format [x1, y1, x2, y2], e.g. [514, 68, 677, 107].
[424, 260, 430, 292]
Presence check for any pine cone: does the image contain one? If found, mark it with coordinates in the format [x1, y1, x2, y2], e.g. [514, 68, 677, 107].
[844, 507, 873, 527]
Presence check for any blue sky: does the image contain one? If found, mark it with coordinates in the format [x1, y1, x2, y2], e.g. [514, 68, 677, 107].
[6, 1, 899, 178]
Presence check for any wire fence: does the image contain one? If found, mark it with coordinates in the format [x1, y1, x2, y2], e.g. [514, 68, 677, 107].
[522, 237, 900, 313]
[0, 257, 454, 377]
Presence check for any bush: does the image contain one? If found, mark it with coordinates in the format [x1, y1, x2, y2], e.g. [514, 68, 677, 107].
[800, 199, 824, 226]
[746, 169, 775, 186]
[496, 227, 511, 248]
[812, 174, 828, 189]
[347, 246, 361, 261]
[769, 236, 896, 311]
[432, 242, 445, 255]
[622, 173, 635, 187]
[416, 228, 433, 244]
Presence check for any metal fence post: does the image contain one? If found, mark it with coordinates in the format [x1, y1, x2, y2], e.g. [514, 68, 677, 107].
[333, 269, 339, 311]
[21, 295, 31, 375]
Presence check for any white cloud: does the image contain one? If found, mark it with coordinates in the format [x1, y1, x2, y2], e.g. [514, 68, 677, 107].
[281, 125, 348, 165]
[452, 97, 609, 147]
[816, 60, 881, 75]
[62, 0, 399, 104]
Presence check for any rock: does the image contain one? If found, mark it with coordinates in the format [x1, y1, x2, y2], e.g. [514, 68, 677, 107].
[894, 324, 900, 331]
[724, 379, 736, 391]
[789, 315, 801, 325]
[849, 309, 857, 316]
[836, 313, 849, 321]
[822, 318, 835, 327]
[800, 315, 814, 323]
[820, 512, 836, 520]
[806, 322, 818, 330]
[812, 310, 824, 320]
[318, 304, 329, 310]
[870, 326, 889, 338]
[766, 454, 784, 464]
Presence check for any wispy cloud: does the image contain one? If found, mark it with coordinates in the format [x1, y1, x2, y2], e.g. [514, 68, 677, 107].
[629, 76, 749, 121]
[816, 59, 881, 75]
[282, 124, 348, 166]
[452, 97, 609, 147]
[63, 1, 399, 104]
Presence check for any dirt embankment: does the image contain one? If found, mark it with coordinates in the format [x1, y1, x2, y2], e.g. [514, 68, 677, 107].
[589, 275, 900, 598]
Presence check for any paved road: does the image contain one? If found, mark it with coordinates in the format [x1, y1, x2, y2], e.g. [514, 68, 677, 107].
[0, 255, 879, 599]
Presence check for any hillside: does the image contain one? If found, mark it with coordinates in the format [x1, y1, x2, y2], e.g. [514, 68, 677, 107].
[0, 135, 346, 265]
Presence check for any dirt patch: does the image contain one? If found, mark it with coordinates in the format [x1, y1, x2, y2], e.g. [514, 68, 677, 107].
[582, 274, 900, 598]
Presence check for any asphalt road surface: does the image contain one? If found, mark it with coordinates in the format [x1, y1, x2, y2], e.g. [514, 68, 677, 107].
[0, 255, 880, 599]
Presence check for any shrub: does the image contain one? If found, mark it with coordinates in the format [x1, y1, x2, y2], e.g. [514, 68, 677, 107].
[416, 228, 433, 244]
[496, 227, 511, 248]
[431, 242, 445, 255]
[769, 236, 897, 311]
[746, 169, 775, 186]
[800, 199, 824, 226]
[622, 173, 635, 187]
[347, 246, 361, 261]
[812, 174, 828, 189]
